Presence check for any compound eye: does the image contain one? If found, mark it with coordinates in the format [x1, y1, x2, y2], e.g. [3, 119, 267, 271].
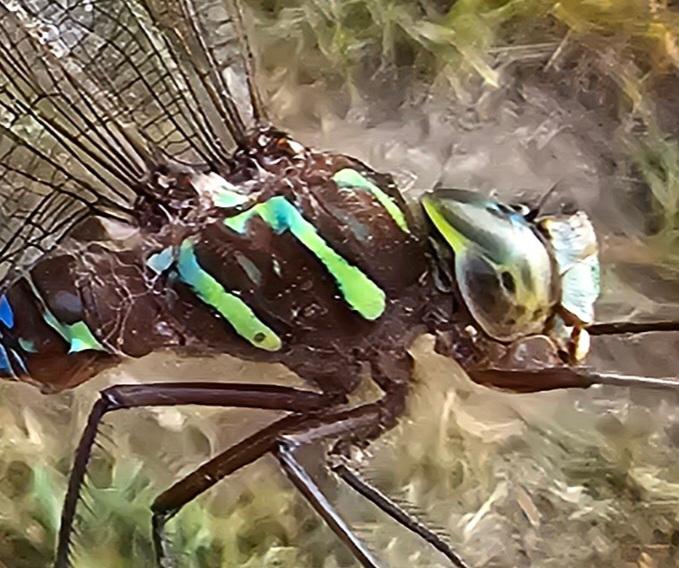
[456, 250, 544, 342]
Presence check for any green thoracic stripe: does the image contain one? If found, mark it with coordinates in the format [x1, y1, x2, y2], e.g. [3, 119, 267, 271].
[146, 247, 174, 274]
[213, 186, 250, 208]
[25, 278, 105, 354]
[224, 196, 386, 321]
[42, 311, 105, 354]
[177, 240, 282, 352]
[18, 338, 37, 353]
[332, 168, 411, 234]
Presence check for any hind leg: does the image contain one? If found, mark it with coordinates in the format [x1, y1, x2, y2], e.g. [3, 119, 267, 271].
[55, 383, 344, 568]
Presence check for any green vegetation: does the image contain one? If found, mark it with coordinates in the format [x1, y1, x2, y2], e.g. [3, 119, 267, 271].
[253, 0, 677, 91]
[254, 0, 678, 252]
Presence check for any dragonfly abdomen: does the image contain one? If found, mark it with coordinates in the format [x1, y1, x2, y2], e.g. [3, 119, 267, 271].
[0, 253, 120, 392]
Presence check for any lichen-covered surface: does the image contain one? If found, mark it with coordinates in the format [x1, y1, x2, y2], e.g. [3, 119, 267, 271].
[1, 1, 679, 567]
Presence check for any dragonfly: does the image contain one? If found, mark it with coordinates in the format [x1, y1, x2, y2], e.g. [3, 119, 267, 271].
[0, 1, 677, 567]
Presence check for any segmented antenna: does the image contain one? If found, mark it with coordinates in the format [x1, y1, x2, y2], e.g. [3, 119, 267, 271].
[525, 180, 563, 221]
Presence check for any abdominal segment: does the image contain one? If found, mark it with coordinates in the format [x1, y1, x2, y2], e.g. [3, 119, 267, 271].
[0, 255, 119, 393]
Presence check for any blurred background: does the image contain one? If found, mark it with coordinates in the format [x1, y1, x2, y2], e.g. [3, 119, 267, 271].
[1, 1, 678, 566]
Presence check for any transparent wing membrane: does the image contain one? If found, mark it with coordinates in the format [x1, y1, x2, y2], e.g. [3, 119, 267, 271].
[0, 0, 258, 284]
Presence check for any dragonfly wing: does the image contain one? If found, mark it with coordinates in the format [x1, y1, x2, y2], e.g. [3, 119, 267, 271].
[0, 0, 260, 283]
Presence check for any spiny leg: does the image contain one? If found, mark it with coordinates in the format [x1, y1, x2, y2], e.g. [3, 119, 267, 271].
[150, 412, 310, 566]
[277, 442, 381, 567]
[330, 461, 470, 568]
[274, 404, 386, 568]
[150, 389, 471, 568]
[55, 383, 343, 568]
[273, 398, 469, 568]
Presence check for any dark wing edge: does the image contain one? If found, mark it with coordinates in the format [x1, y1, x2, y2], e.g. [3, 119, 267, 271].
[0, 0, 261, 285]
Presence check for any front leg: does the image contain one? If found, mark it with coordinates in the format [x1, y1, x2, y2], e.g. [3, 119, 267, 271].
[449, 330, 679, 393]
[330, 460, 469, 567]
[55, 383, 344, 568]
[469, 366, 679, 392]
[275, 403, 387, 568]
[274, 392, 469, 568]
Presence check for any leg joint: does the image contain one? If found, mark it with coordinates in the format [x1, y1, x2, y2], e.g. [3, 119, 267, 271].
[274, 436, 298, 456]
[98, 386, 125, 410]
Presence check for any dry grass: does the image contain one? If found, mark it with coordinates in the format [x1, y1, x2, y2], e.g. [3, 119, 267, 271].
[1, 1, 678, 567]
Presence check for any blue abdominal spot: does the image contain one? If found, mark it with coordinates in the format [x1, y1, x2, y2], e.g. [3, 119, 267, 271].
[0, 295, 14, 328]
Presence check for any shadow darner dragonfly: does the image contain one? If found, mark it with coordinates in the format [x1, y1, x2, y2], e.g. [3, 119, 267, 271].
[0, 1, 677, 567]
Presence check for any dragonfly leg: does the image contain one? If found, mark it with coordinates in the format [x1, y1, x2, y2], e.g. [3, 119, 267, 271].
[330, 460, 470, 568]
[150, 383, 470, 568]
[467, 320, 679, 393]
[151, 412, 311, 566]
[273, 403, 387, 568]
[55, 383, 344, 568]
[272, 386, 467, 568]
[151, 401, 386, 568]
[469, 366, 679, 393]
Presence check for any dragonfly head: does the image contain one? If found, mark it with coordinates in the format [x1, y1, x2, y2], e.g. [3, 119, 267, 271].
[422, 189, 559, 342]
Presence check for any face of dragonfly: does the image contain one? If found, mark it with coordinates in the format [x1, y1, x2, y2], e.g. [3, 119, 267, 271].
[422, 189, 601, 360]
